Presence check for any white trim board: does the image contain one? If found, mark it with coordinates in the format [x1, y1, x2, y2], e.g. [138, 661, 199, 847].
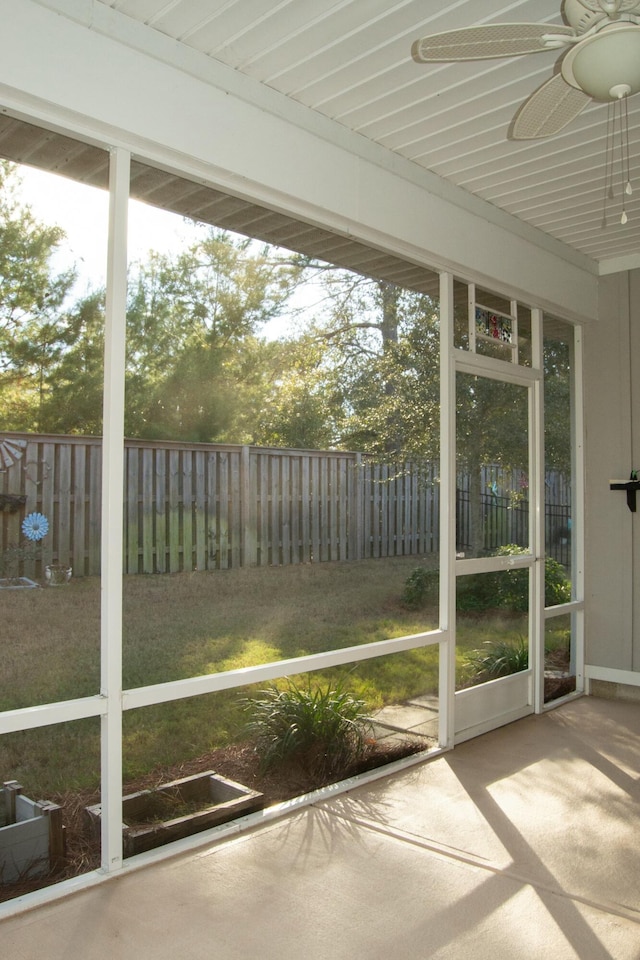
[585, 665, 640, 688]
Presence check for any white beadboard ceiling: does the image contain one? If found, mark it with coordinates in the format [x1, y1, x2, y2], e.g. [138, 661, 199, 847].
[14, 1, 640, 275]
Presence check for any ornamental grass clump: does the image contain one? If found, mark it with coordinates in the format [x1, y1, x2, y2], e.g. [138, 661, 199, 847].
[243, 679, 372, 780]
[466, 635, 529, 682]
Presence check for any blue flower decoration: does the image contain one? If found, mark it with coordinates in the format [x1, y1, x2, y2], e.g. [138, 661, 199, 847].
[22, 512, 49, 541]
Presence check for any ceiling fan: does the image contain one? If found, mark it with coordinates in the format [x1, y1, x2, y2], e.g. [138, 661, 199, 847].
[411, 0, 640, 138]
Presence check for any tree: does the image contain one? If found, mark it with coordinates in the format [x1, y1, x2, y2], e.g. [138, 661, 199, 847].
[0, 162, 76, 431]
[123, 231, 304, 442]
[263, 269, 441, 460]
[291, 270, 533, 556]
[37, 290, 105, 435]
[253, 333, 342, 449]
[543, 331, 572, 476]
[456, 373, 529, 556]
[454, 323, 573, 557]
[335, 284, 440, 460]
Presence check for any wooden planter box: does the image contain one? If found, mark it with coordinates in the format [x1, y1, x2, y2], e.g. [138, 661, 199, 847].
[85, 771, 264, 857]
[0, 781, 64, 883]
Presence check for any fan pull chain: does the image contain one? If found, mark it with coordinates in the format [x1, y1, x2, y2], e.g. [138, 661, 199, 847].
[602, 101, 616, 228]
[619, 97, 631, 224]
[602, 93, 633, 228]
[624, 92, 632, 198]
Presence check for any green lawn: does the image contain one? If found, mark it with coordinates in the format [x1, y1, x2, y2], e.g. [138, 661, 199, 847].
[1, 556, 541, 795]
[0, 558, 544, 794]
[1, 557, 443, 792]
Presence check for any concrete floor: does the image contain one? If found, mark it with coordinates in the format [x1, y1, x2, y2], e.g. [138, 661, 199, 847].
[2, 696, 639, 959]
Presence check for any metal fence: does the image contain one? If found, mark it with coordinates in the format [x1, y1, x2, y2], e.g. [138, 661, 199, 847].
[456, 490, 571, 567]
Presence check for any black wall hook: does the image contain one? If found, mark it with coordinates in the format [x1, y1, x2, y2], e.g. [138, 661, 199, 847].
[610, 471, 640, 511]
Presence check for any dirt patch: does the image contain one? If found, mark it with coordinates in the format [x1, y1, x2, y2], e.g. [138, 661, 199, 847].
[544, 647, 576, 703]
[544, 674, 576, 702]
[0, 736, 430, 903]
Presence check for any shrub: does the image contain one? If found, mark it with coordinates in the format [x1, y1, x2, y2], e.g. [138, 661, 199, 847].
[403, 547, 570, 613]
[466, 636, 529, 680]
[402, 566, 439, 608]
[242, 678, 372, 779]
[0, 540, 39, 581]
[459, 545, 571, 612]
[543, 556, 572, 606]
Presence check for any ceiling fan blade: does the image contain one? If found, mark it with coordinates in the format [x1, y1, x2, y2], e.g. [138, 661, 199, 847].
[411, 23, 576, 62]
[510, 73, 592, 139]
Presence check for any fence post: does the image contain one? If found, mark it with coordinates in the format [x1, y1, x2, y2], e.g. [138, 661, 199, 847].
[23, 441, 39, 579]
[40, 442, 55, 570]
[126, 446, 139, 574]
[89, 443, 102, 575]
[182, 450, 194, 572]
[168, 449, 181, 572]
[141, 447, 154, 574]
[72, 443, 87, 576]
[219, 452, 229, 569]
[351, 453, 364, 560]
[241, 445, 257, 566]
[290, 455, 300, 565]
[194, 450, 207, 572]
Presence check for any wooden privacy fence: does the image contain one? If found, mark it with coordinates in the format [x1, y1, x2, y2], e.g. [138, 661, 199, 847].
[0, 433, 570, 577]
[0, 433, 440, 577]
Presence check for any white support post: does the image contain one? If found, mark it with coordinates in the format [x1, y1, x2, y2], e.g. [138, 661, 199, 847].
[467, 283, 476, 353]
[100, 146, 129, 874]
[438, 272, 456, 749]
[571, 324, 586, 692]
[510, 299, 519, 366]
[531, 308, 545, 712]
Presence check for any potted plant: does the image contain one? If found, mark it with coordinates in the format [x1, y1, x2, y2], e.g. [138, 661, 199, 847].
[44, 563, 72, 586]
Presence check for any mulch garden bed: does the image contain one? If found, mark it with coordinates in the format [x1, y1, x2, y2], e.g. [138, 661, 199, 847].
[544, 647, 576, 703]
[1, 736, 430, 903]
[2, 662, 575, 904]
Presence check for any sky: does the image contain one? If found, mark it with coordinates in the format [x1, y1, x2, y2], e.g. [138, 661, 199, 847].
[16, 164, 204, 296]
[14, 163, 325, 337]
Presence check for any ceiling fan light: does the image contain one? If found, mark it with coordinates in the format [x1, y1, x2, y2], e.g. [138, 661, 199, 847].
[609, 82, 633, 97]
[561, 25, 640, 99]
